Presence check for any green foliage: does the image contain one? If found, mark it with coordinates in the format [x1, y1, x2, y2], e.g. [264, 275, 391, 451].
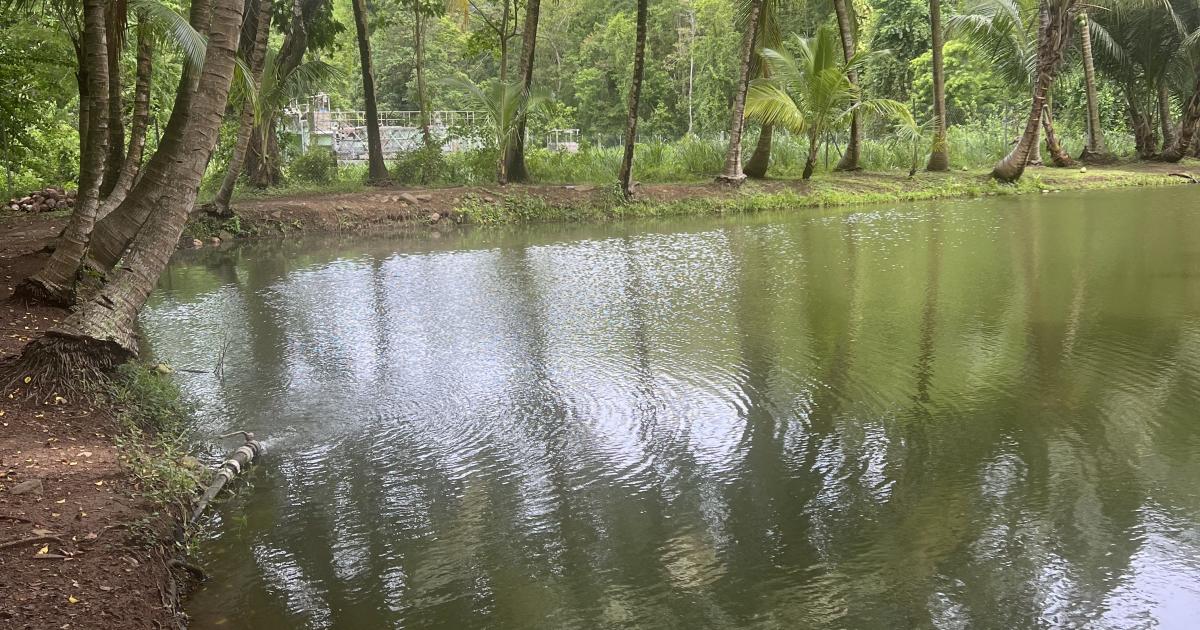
[864, 0, 931, 101]
[288, 147, 339, 184]
[108, 363, 205, 512]
[909, 40, 1018, 125]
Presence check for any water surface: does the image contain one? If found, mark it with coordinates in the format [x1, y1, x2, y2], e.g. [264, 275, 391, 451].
[142, 187, 1200, 629]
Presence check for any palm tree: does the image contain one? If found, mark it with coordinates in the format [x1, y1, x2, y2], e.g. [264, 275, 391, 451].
[505, 0, 541, 182]
[927, 0, 950, 170]
[447, 77, 549, 184]
[209, 0, 273, 218]
[990, 0, 1080, 182]
[716, 0, 764, 184]
[1077, 10, 1110, 161]
[831, 0, 863, 171]
[619, 0, 649, 199]
[744, 26, 912, 180]
[351, 0, 389, 183]
[16, 0, 108, 305]
[743, 0, 782, 179]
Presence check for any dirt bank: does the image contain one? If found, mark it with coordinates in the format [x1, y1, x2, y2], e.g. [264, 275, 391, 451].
[0, 221, 186, 630]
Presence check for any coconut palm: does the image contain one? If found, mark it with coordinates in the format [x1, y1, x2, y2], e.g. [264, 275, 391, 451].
[744, 26, 912, 180]
[446, 77, 550, 184]
[928, 0, 950, 170]
[717, 0, 764, 184]
[618, 0, 649, 199]
[743, 0, 783, 179]
[1077, 10, 1111, 161]
[831, 0, 863, 171]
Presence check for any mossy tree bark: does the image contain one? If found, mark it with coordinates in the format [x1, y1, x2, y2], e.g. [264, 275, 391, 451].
[98, 23, 153, 219]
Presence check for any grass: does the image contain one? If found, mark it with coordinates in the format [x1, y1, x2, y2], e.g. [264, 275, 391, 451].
[107, 363, 207, 545]
[453, 167, 1187, 227]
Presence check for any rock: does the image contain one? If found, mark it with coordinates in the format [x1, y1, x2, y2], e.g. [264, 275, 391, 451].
[218, 230, 235, 242]
[428, 212, 441, 223]
[192, 239, 204, 248]
[209, 237, 221, 246]
[415, 194, 432, 202]
[155, 363, 173, 374]
[1079, 167, 1088, 173]
[399, 192, 420, 205]
[10, 479, 44, 495]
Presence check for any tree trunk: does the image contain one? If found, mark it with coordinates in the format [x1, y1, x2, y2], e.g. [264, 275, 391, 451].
[211, 0, 272, 216]
[802, 135, 819, 180]
[83, 0, 214, 275]
[744, 124, 773, 179]
[832, 0, 861, 172]
[1041, 106, 1073, 167]
[3, 0, 247, 390]
[716, 0, 762, 184]
[1077, 10, 1109, 161]
[98, 23, 153, 219]
[991, 0, 1076, 183]
[14, 0, 109, 306]
[926, 0, 949, 171]
[504, 0, 540, 183]
[247, 0, 305, 187]
[414, 7, 433, 150]
[1162, 73, 1200, 161]
[618, 0, 649, 199]
[1158, 80, 1174, 151]
[352, 0, 389, 183]
[1128, 91, 1156, 160]
[100, 12, 126, 198]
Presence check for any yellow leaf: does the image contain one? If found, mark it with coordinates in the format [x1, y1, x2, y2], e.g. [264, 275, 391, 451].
[67, 595, 78, 604]
[37, 545, 49, 555]
[56, 499, 66, 504]
[23, 376, 31, 384]
[94, 481, 104, 486]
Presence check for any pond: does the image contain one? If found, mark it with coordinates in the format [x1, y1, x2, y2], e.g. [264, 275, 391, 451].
[142, 186, 1200, 629]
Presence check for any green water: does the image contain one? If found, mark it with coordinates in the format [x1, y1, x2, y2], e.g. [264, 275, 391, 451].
[142, 187, 1200, 629]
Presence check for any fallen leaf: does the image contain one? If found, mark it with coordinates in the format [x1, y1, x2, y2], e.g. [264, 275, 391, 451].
[23, 376, 31, 384]
[32, 529, 53, 536]
[78, 451, 92, 458]
[93, 481, 103, 486]
[67, 595, 78, 604]
[36, 545, 49, 555]
[55, 499, 66, 504]
[84, 532, 98, 540]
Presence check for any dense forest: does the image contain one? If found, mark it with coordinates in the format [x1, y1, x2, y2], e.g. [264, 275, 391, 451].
[4, 0, 1200, 200]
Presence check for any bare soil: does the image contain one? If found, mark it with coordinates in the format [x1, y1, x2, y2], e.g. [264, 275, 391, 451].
[0, 217, 184, 630]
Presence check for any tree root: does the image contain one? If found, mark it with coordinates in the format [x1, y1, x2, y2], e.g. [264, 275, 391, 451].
[167, 558, 209, 581]
[10, 276, 76, 308]
[0, 332, 131, 400]
[0, 535, 64, 551]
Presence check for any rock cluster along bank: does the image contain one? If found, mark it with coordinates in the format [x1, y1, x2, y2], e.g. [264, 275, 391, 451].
[7, 187, 76, 213]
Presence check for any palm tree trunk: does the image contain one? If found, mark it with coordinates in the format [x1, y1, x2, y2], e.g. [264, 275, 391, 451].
[1041, 95, 1073, 167]
[1127, 90, 1156, 160]
[352, 0, 389, 183]
[98, 23, 153, 219]
[14, 0, 109, 306]
[926, 0, 949, 171]
[744, 124, 773, 178]
[802, 135, 819, 180]
[414, 7, 433, 149]
[1158, 80, 1174, 151]
[1077, 11, 1108, 161]
[991, 0, 1076, 183]
[832, 0, 861, 172]
[2, 0, 247, 387]
[211, 0, 272, 217]
[618, 0, 649, 199]
[248, 0, 304, 187]
[100, 11, 126, 198]
[505, 0, 540, 183]
[717, 0, 762, 184]
[1162, 73, 1200, 162]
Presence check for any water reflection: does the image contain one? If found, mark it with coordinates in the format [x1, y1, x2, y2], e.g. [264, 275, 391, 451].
[142, 187, 1200, 629]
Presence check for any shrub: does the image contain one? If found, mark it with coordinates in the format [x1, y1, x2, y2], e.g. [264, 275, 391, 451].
[287, 147, 337, 184]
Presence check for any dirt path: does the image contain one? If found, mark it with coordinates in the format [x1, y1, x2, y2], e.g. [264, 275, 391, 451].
[0, 222, 182, 630]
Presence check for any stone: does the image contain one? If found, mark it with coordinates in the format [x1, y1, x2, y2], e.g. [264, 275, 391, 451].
[192, 239, 204, 248]
[218, 230, 235, 242]
[155, 363, 173, 374]
[10, 479, 43, 495]
[1079, 167, 1088, 173]
[415, 194, 432, 202]
[428, 212, 441, 223]
[400, 192, 420, 205]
